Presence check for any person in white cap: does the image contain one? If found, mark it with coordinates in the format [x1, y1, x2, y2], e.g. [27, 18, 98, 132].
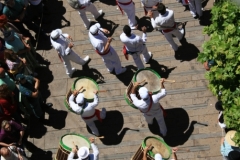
[67, 137, 99, 160]
[50, 29, 90, 78]
[141, 0, 162, 19]
[69, 87, 106, 136]
[89, 23, 127, 75]
[116, 0, 137, 29]
[148, 3, 186, 52]
[120, 25, 152, 69]
[130, 78, 167, 136]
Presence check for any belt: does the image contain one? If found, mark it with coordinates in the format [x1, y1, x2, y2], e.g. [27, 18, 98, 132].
[79, 5, 86, 9]
[95, 48, 110, 56]
[116, 0, 133, 15]
[162, 23, 176, 33]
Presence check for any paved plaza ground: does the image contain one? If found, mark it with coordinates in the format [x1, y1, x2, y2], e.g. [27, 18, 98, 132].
[25, 0, 223, 159]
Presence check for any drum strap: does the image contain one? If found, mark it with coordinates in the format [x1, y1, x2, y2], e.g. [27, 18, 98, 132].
[140, 94, 153, 114]
[82, 109, 102, 122]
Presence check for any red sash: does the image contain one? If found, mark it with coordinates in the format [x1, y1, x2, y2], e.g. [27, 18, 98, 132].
[95, 48, 110, 56]
[143, 3, 159, 15]
[116, 0, 133, 15]
[140, 94, 153, 114]
[162, 23, 176, 33]
[82, 109, 102, 122]
[79, 6, 86, 9]
[159, 104, 167, 118]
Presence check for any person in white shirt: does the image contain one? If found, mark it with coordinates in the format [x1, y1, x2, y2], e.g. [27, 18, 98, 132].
[0, 146, 28, 160]
[130, 78, 167, 136]
[148, 3, 185, 52]
[74, 0, 104, 29]
[89, 23, 127, 75]
[67, 137, 99, 160]
[69, 88, 106, 136]
[215, 101, 227, 129]
[116, 0, 137, 29]
[141, 0, 162, 19]
[50, 29, 90, 78]
[120, 25, 152, 69]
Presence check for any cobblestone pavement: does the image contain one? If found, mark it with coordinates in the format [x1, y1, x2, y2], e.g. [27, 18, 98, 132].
[26, 0, 223, 159]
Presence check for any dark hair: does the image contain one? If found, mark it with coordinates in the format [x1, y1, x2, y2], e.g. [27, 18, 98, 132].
[4, 49, 17, 61]
[123, 25, 131, 36]
[0, 84, 12, 99]
[228, 151, 240, 160]
[215, 101, 223, 111]
[157, 3, 166, 15]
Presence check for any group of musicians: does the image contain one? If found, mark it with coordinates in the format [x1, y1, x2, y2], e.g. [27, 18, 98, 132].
[48, 0, 204, 159]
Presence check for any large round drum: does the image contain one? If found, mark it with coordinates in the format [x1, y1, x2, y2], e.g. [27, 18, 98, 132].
[73, 77, 99, 101]
[55, 133, 90, 160]
[131, 136, 171, 160]
[134, 68, 161, 94]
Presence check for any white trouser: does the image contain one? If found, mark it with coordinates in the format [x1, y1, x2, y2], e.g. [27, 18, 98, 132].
[82, 110, 106, 136]
[101, 47, 125, 74]
[62, 50, 85, 76]
[130, 45, 151, 69]
[163, 28, 184, 51]
[189, 0, 203, 17]
[144, 110, 167, 136]
[118, 2, 136, 27]
[78, 2, 101, 28]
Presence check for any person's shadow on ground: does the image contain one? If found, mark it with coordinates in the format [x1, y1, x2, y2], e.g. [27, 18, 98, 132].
[199, 10, 212, 26]
[148, 108, 196, 146]
[116, 65, 138, 86]
[175, 42, 199, 62]
[24, 141, 52, 160]
[149, 60, 176, 79]
[87, 110, 137, 145]
[44, 108, 68, 129]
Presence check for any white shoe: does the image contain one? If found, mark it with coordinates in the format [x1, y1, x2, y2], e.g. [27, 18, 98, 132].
[82, 56, 90, 65]
[179, 28, 185, 35]
[98, 9, 103, 15]
[145, 52, 152, 64]
[101, 108, 106, 119]
[116, 67, 127, 75]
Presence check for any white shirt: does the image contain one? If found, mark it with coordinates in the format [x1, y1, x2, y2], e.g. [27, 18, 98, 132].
[77, 0, 90, 7]
[141, 0, 162, 8]
[218, 111, 226, 129]
[89, 30, 107, 54]
[50, 33, 71, 57]
[69, 94, 99, 117]
[120, 32, 147, 52]
[130, 89, 166, 116]
[28, 0, 41, 5]
[67, 143, 99, 160]
[117, 0, 132, 3]
[1, 146, 28, 160]
[151, 9, 175, 29]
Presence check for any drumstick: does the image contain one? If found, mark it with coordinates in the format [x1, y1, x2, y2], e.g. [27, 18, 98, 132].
[178, 148, 190, 152]
[95, 136, 105, 139]
[164, 80, 175, 83]
[72, 141, 78, 150]
[137, 79, 146, 84]
[98, 90, 107, 92]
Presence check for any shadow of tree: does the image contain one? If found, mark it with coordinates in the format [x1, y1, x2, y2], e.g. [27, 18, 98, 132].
[27, 115, 47, 139]
[116, 65, 138, 86]
[199, 10, 212, 26]
[45, 108, 68, 130]
[174, 43, 199, 62]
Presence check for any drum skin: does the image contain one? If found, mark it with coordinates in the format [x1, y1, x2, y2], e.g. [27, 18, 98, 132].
[55, 133, 90, 160]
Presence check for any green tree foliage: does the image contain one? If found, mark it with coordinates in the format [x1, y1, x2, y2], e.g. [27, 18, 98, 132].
[197, 0, 240, 145]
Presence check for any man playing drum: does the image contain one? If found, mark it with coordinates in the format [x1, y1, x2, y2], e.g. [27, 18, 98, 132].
[89, 23, 127, 75]
[50, 29, 90, 78]
[120, 25, 152, 69]
[148, 3, 186, 52]
[69, 88, 106, 136]
[130, 78, 167, 136]
[67, 137, 99, 160]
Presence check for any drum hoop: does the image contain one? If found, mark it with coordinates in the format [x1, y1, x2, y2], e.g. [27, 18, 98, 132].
[133, 68, 161, 94]
[72, 76, 99, 101]
[60, 133, 91, 151]
[64, 89, 75, 113]
[142, 136, 172, 159]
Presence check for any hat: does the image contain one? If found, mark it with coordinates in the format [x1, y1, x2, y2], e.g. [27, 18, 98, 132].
[76, 93, 84, 104]
[228, 151, 240, 160]
[50, 29, 62, 39]
[215, 101, 223, 111]
[139, 87, 149, 100]
[89, 23, 100, 35]
[3, 30, 14, 41]
[15, 74, 25, 81]
[154, 153, 162, 160]
[77, 146, 89, 159]
[225, 130, 238, 147]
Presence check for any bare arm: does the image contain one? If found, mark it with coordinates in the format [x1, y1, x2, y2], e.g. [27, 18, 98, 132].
[33, 77, 40, 90]
[104, 38, 112, 53]
[18, 130, 24, 145]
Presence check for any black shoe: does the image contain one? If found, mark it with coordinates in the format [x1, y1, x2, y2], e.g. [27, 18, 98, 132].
[194, 15, 199, 19]
[145, 53, 153, 64]
[45, 103, 53, 108]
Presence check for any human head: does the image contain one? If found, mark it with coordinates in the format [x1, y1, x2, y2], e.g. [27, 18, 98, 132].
[228, 151, 240, 160]
[15, 74, 26, 84]
[77, 146, 89, 159]
[76, 93, 84, 106]
[123, 25, 131, 37]
[89, 23, 100, 35]
[157, 3, 166, 15]
[50, 29, 62, 40]
[0, 15, 8, 28]
[0, 67, 5, 78]
[1, 120, 11, 132]
[4, 0, 15, 7]
[0, 147, 10, 157]
[215, 101, 223, 111]
[154, 153, 162, 160]
[139, 87, 149, 101]
[4, 30, 14, 42]
[4, 49, 15, 60]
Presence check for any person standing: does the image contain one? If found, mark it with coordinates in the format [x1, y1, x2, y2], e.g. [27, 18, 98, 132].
[116, 0, 137, 29]
[50, 29, 90, 78]
[69, 88, 106, 136]
[130, 78, 167, 136]
[120, 25, 152, 69]
[89, 23, 126, 75]
[67, 137, 99, 160]
[149, 3, 186, 52]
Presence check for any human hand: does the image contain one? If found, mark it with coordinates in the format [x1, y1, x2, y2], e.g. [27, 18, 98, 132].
[89, 137, 95, 143]
[72, 146, 78, 153]
[160, 78, 165, 83]
[26, 44, 30, 51]
[142, 26, 147, 33]
[107, 37, 113, 43]
[144, 144, 153, 153]
[68, 43, 74, 48]
[9, 143, 16, 147]
[152, 5, 157, 10]
[147, 10, 153, 18]
[68, 36, 73, 41]
[134, 82, 140, 87]
[22, 58, 27, 65]
[102, 29, 110, 34]
[93, 90, 98, 94]
[172, 147, 178, 153]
